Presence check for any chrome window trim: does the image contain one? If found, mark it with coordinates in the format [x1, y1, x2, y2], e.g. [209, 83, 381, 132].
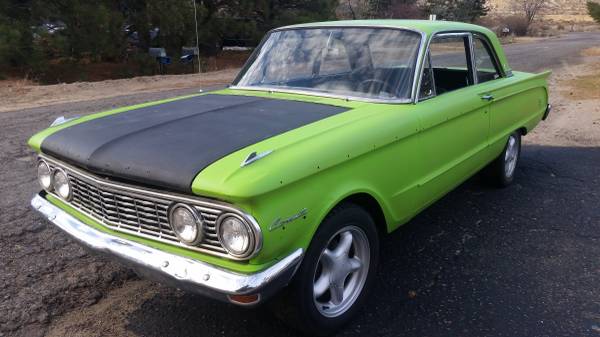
[415, 30, 509, 102]
[471, 33, 505, 80]
[417, 50, 436, 101]
[228, 86, 413, 104]
[39, 154, 263, 261]
[468, 33, 478, 85]
[415, 31, 474, 102]
[230, 25, 427, 105]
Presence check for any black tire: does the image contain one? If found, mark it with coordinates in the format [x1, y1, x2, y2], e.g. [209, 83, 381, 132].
[271, 203, 379, 336]
[485, 131, 522, 187]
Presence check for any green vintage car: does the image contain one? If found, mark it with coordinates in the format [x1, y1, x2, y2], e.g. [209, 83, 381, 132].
[30, 20, 550, 334]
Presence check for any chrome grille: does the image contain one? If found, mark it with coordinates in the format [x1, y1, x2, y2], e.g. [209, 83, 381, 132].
[45, 161, 229, 256]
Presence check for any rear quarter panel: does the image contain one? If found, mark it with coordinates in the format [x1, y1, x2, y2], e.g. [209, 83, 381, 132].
[483, 71, 550, 155]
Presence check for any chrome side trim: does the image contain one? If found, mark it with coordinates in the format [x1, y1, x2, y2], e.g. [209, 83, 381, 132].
[31, 193, 303, 303]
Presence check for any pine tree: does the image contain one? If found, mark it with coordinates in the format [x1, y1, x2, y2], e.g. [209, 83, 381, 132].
[588, 1, 600, 24]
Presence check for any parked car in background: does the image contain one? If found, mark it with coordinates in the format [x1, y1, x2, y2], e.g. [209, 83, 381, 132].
[29, 20, 551, 335]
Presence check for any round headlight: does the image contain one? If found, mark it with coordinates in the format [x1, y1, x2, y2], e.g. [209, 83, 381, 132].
[52, 168, 72, 201]
[169, 204, 203, 245]
[37, 160, 53, 191]
[217, 215, 254, 258]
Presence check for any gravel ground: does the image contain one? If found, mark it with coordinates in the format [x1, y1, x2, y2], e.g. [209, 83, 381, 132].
[0, 69, 239, 113]
[1, 33, 599, 337]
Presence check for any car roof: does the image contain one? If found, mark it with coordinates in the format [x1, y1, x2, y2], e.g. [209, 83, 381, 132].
[280, 19, 493, 36]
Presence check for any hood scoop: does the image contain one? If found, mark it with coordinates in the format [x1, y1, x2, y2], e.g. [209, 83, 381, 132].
[241, 150, 273, 167]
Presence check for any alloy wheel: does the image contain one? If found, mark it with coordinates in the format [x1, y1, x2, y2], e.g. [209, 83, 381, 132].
[312, 225, 370, 318]
[504, 134, 519, 178]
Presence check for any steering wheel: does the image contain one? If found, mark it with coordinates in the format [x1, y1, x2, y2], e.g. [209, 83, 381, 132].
[357, 79, 395, 96]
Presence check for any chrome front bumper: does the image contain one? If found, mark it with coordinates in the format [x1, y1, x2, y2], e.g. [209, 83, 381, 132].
[31, 193, 303, 305]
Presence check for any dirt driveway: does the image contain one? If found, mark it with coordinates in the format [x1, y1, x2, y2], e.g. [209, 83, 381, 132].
[1, 33, 599, 337]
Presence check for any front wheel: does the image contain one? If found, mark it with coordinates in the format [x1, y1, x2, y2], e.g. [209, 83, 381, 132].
[271, 203, 379, 336]
[485, 131, 522, 187]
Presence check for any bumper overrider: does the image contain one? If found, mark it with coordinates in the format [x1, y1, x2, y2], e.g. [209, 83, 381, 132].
[31, 193, 303, 306]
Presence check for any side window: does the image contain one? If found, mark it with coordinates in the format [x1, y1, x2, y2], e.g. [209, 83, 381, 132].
[473, 37, 501, 83]
[419, 52, 435, 99]
[429, 35, 473, 95]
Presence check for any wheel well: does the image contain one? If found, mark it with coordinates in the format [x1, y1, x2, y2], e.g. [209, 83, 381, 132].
[340, 193, 387, 235]
[518, 127, 527, 136]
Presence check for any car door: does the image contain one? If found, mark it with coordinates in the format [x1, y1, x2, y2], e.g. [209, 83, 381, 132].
[471, 33, 538, 157]
[413, 32, 492, 207]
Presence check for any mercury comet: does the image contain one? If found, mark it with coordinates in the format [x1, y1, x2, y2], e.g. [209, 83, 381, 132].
[29, 20, 551, 335]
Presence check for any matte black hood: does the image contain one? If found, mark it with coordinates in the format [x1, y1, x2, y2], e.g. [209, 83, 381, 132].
[41, 94, 347, 193]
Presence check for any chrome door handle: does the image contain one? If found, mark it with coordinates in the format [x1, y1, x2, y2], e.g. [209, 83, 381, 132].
[481, 94, 494, 101]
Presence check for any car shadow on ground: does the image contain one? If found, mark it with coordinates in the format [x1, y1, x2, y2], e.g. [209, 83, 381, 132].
[126, 145, 600, 337]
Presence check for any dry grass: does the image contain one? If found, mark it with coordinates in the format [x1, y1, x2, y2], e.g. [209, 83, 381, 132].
[541, 14, 595, 23]
[0, 78, 36, 97]
[581, 47, 600, 57]
[561, 62, 600, 99]
[0, 69, 239, 112]
[562, 49, 600, 99]
[513, 36, 549, 43]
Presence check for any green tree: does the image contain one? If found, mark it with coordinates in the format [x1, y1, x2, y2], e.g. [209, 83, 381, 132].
[0, 0, 341, 77]
[0, 12, 23, 66]
[0, 0, 46, 73]
[32, 0, 125, 61]
[588, 1, 600, 24]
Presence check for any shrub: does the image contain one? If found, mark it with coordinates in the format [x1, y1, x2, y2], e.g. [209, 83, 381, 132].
[423, 0, 489, 22]
[502, 15, 530, 36]
[388, 3, 426, 19]
[588, 1, 600, 24]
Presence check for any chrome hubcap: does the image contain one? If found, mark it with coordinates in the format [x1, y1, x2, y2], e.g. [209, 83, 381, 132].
[313, 226, 370, 317]
[504, 135, 519, 177]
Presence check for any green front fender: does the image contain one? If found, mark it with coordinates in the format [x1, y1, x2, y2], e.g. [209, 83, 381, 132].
[243, 169, 396, 265]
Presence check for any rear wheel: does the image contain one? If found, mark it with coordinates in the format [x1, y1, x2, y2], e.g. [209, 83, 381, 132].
[485, 131, 521, 187]
[271, 203, 379, 336]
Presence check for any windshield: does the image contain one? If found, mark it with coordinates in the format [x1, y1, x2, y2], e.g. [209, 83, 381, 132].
[233, 27, 422, 101]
